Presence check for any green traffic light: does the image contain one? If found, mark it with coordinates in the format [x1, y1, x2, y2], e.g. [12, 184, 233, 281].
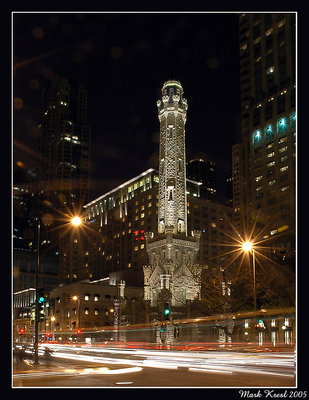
[38, 296, 45, 303]
[164, 309, 170, 315]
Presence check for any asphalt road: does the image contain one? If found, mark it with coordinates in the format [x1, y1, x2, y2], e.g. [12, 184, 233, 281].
[12, 344, 296, 388]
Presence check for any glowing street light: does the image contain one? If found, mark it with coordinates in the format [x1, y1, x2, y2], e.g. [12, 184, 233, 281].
[71, 216, 82, 226]
[72, 295, 81, 330]
[242, 241, 253, 252]
[50, 316, 56, 341]
[242, 241, 256, 312]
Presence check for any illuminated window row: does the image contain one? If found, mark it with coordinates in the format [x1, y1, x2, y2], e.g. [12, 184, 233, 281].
[252, 112, 296, 145]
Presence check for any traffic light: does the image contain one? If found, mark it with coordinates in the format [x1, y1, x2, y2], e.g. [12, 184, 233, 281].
[19, 327, 25, 334]
[255, 320, 265, 330]
[163, 303, 170, 320]
[38, 289, 45, 322]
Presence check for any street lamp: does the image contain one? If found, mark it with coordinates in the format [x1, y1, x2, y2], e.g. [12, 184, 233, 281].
[71, 216, 82, 226]
[72, 295, 81, 331]
[34, 214, 82, 361]
[50, 316, 56, 341]
[242, 241, 256, 312]
[34, 219, 41, 364]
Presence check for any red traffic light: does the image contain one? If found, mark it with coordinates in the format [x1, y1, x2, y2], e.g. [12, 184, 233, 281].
[76, 329, 82, 334]
[19, 327, 25, 334]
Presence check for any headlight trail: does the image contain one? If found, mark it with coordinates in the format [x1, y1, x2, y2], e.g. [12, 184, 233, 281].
[39, 343, 295, 378]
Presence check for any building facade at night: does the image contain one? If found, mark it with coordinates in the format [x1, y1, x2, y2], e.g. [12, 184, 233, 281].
[234, 13, 296, 250]
[79, 168, 233, 288]
[49, 280, 144, 334]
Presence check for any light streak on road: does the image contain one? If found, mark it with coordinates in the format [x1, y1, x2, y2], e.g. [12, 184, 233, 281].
[38, 343, 295, 378]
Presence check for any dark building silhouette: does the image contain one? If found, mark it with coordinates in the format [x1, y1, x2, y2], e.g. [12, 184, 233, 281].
[36, 76, 91, 211]
[186, 154, 216, 202]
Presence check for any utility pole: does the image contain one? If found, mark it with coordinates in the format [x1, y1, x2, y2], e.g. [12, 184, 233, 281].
[34, 219, 40, 364]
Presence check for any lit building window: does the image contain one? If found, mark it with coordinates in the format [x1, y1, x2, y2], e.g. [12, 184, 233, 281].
[280, 166, 288, 172]
[253, 130, 262, 145]
[277, 117, 287, 134]
[277, 19, 286, 28]
[266, 66, 274, 75]
[85, 294, 90, 301]
[264, 124, 274, 140]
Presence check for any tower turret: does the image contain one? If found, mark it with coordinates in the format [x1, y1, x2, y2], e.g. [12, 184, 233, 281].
[143, 80, 201, 309]
[156, 80, 188, 235]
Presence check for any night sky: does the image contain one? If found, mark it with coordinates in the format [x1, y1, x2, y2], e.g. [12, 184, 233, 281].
[13, 12, 241, 202]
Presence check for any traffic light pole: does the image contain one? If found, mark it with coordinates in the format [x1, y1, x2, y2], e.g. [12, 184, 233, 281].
[34, 220, 40, 364]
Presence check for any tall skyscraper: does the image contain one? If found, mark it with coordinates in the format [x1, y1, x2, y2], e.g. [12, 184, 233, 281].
[35, 76, 91, 284]
[36, 76, 91, 212]
[235, 13, 296, 251]
[143, 81, 201, 308]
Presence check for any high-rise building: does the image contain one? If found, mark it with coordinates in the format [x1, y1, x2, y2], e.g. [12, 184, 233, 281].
[35, 76, 91, 285]
[225, 169, 233, 207]
[187, 154, 217, 201]
[36, 76, 91, 211]
[235, 13, 296, 249]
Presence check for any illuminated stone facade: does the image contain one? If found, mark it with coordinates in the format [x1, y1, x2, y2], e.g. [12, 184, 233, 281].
[143, 81, 201, 308]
